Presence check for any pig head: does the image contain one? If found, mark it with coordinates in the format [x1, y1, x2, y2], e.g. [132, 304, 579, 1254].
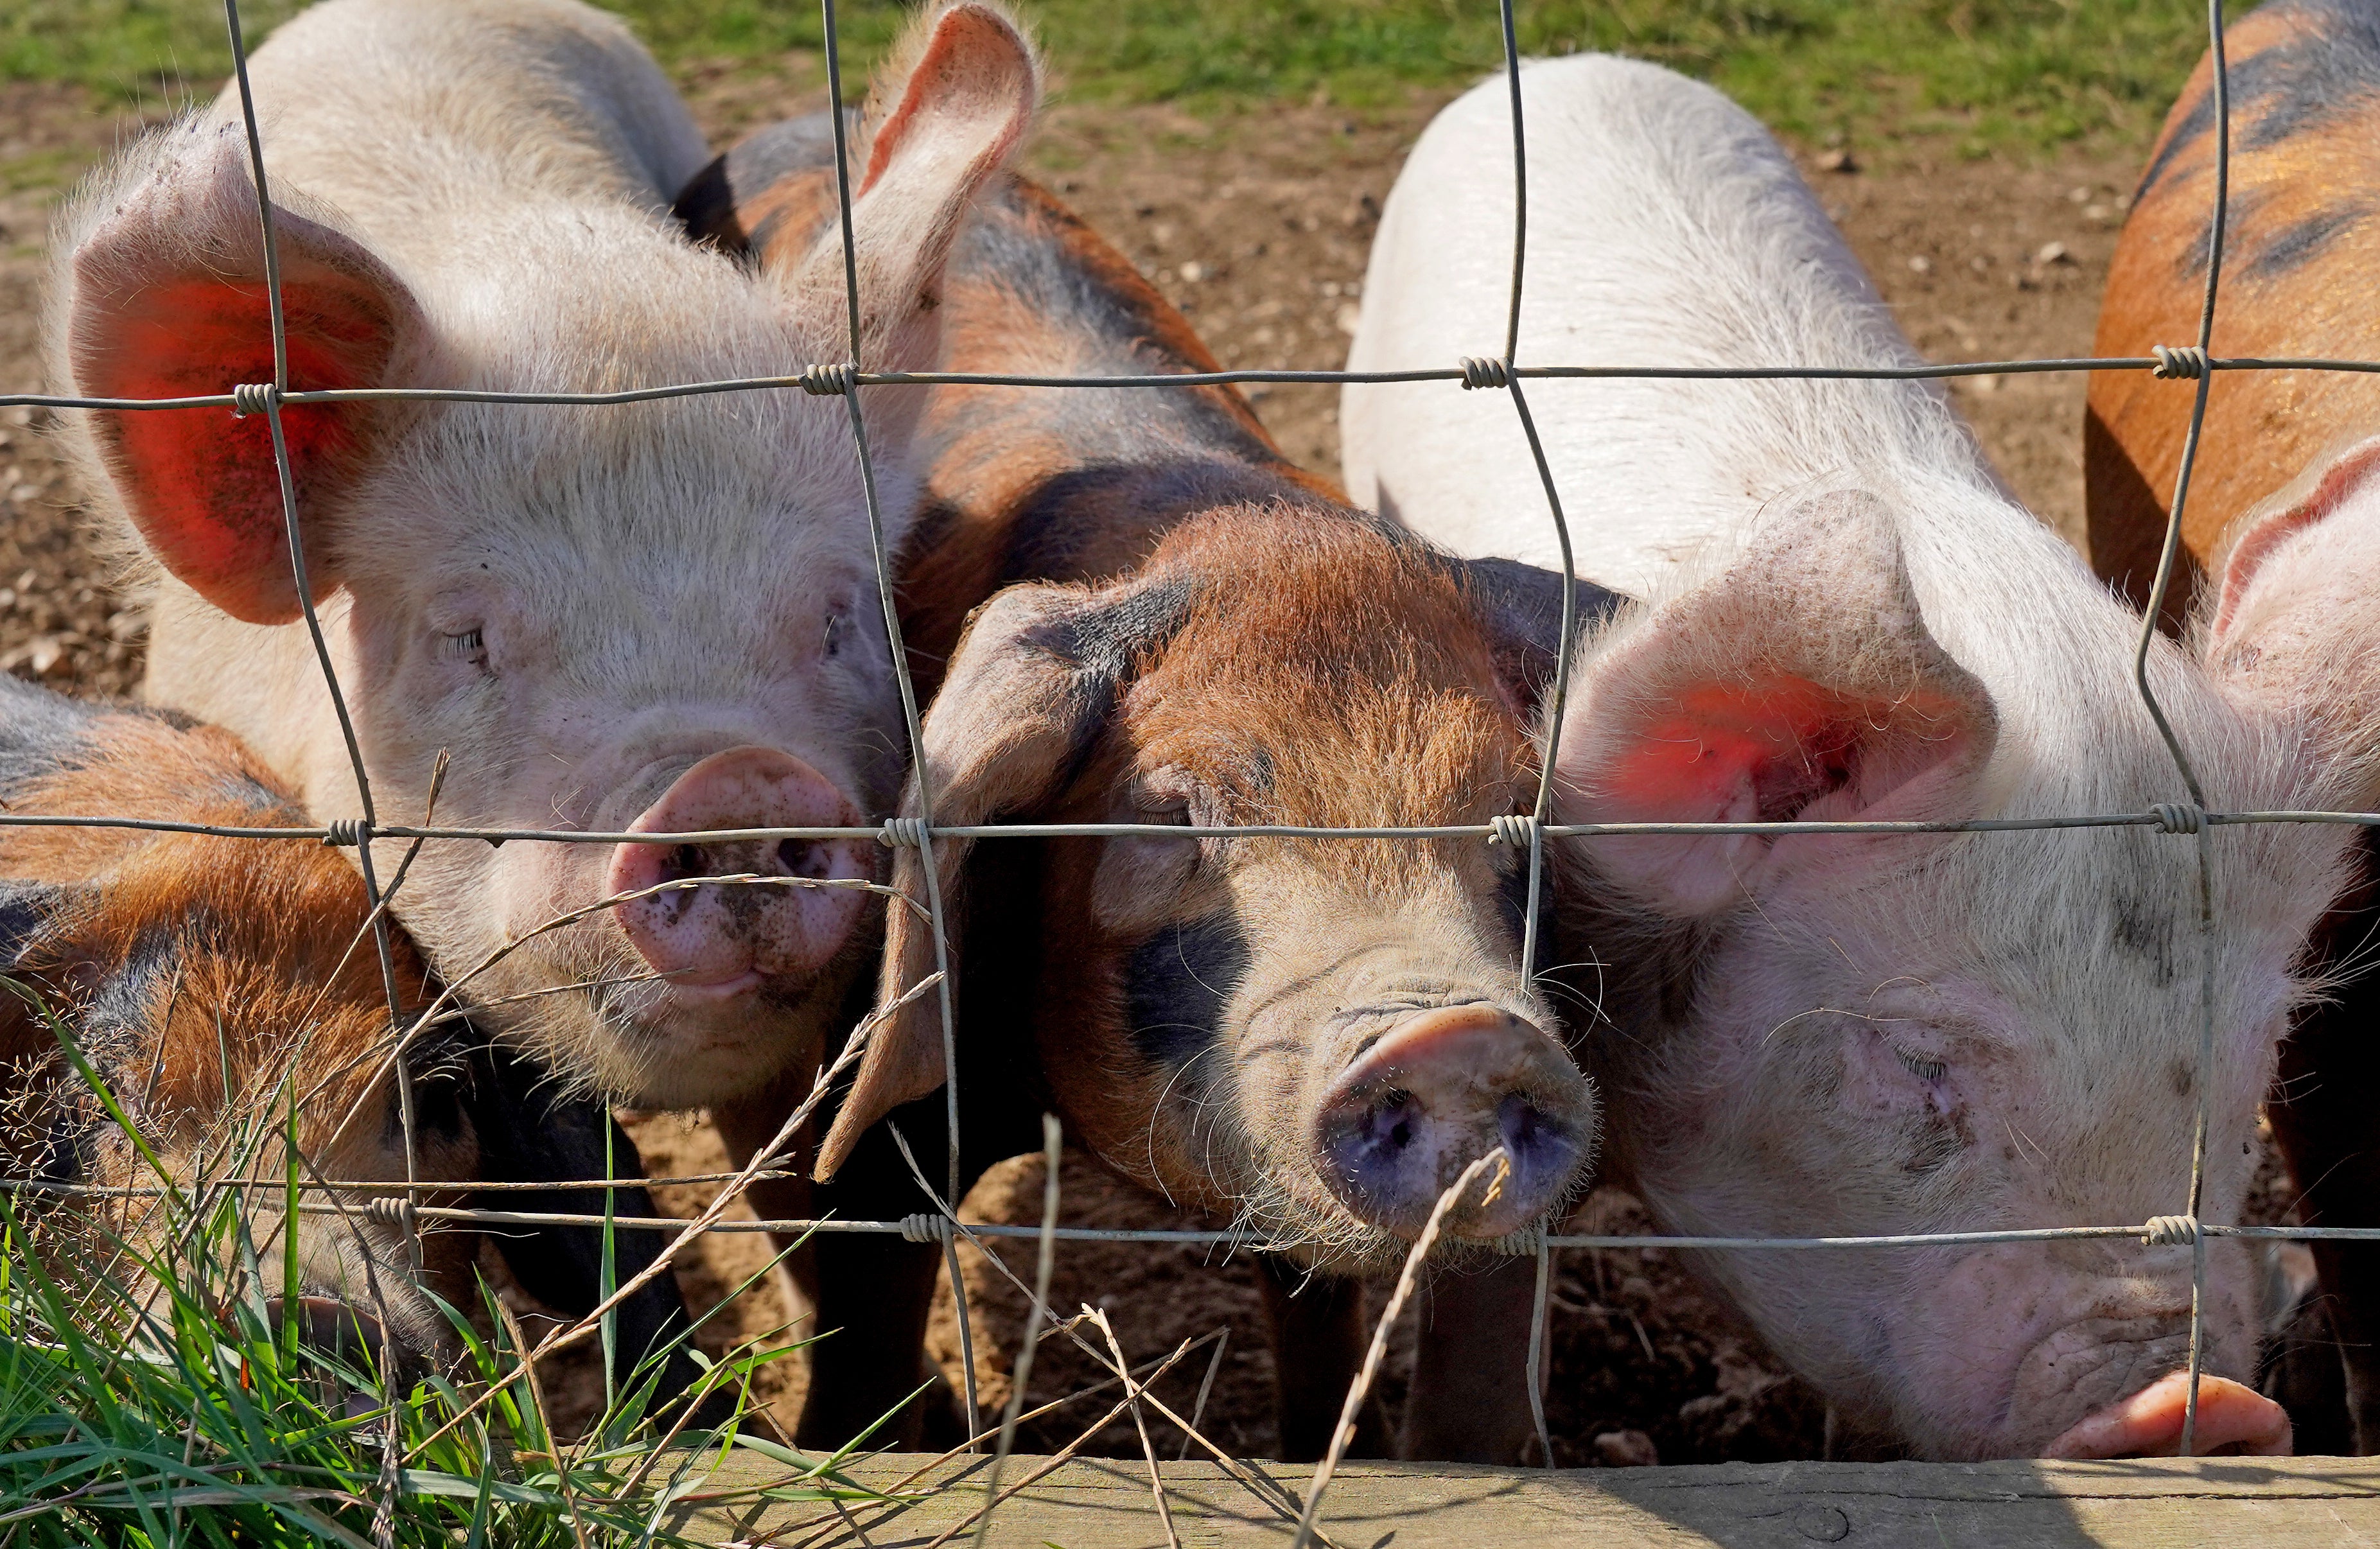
[819, 509, 1606, 1272]
[43, 0, 1039, 1109]
[1549, 484, 2350, 1458]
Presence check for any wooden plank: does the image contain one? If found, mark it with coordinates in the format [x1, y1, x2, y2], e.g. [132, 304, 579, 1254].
[668, 1452, 2380, 1548]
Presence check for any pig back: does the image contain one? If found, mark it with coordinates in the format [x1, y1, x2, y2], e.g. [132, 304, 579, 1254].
[204, 0, 709, 247]
[2086, 0, 2380, 622]
[1342, 53, 1993, 597]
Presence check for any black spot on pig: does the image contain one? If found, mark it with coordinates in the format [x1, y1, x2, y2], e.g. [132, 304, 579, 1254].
[2137, 0, 2380, 204]
[2113, 892, 2178, 985]
[1903, 1108, 1966, 1175]
[2242, 204, 2372, 282]
[1126, 912, 1248, 1067]
[1046, 573, 1198, 685]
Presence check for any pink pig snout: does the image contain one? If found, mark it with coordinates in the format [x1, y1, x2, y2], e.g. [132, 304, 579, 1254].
[1311, 1004, 1592, 1241]
[605, 747, 874, 999]
[2042, 1370, 2291, 1459]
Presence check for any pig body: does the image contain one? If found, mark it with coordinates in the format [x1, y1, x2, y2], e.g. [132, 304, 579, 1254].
[2086, 0, 2380, 1451]
[0, 673, 701, 1393]
[681, 121, 1611, 1462]
[45, 0, 1038, 1125]
[1343, 55, 2354, 1459]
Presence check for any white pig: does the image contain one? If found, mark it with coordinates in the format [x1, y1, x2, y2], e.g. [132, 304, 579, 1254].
[1342, 55, 2364, 1458]
[44, 0, 1038, 1146]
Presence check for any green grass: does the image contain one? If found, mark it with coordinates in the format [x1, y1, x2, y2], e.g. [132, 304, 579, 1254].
[0, 996, 875, 1547]
[3, 0, 2232, 153]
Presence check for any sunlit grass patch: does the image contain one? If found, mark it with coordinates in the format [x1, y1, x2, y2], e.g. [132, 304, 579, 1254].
[4, 0, 2228, 155]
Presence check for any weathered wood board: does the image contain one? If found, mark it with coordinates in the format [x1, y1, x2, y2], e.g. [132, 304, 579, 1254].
[670, 1451, 2380, 1548]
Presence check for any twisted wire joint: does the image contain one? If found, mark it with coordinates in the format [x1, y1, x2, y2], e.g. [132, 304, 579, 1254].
[2140, 1214, 2200, 1247]
[360, 1197, 409, 1229]
[2151, 345, 2209, 380]
[1490, 1221, 1547, 1257]
[1459, 356, 1514, 390]
[800, 363, 860, 396]
[230, 382, 280, 417]
[2150, 803, 2207, 836]
[898, 1211, 957, 1245]
[1488, 814, 1539, 848]
[322, 818, 371, 848]
[879, 816, 931, 849]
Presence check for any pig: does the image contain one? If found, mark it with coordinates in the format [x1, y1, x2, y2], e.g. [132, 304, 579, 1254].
[677, 114, 1609, 1462]
[44, 0, 1038, 1448]
[1340, 54, 2368, 1458]
[43, 0, 1035, 1167]
[0, 672, 703, 1397]
[2085, 0, 2380, 1452]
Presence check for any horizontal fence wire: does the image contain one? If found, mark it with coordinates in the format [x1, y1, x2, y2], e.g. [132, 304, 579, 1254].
[10, 353, 2380, 418]
[8, 808, 2380, 848]
[0, 0, 2336, 1497]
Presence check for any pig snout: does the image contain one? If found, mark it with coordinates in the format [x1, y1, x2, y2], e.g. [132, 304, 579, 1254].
[2043, 1370, 2292, 1459]
[606, 746, 874, 997]
[1311, 1005, 1591, 1239]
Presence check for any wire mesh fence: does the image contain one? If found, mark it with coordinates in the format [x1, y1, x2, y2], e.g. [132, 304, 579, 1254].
[4, 0, 2378, 1534]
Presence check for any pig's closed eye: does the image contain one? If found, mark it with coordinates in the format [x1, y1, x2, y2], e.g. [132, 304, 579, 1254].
[1892, 1045, 1947, 1083]
[437, 627, 488, 671]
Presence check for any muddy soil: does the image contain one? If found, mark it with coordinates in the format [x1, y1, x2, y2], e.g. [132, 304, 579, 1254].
[0, 63, 2265, 1464]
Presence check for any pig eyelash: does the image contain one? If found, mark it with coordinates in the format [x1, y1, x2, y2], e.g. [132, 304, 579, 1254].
[823, 614, 841, 658]
[1893, 1045, 1948, 1084]
[437, 627, 487, 669]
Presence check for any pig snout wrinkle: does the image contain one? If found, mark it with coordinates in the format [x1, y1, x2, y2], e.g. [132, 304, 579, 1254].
[1311, 1004, 1591, 1240]
[605, 746, 872, 998]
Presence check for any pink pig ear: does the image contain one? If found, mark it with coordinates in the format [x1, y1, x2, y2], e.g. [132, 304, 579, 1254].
[2209, 434, 2380, 645]
[1553, 489, 1998, 917]
[64, 127, 419, 626]
[2201, 435, 2380, 799]
[780, 3, 1038, 392]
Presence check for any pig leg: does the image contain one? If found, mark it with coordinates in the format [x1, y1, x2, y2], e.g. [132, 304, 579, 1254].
[1257, 1256, 1382, 1461]
[1399, 1254, 1546, 1463]
[462, 1044, 713, 1414]
[2267, 852, 2380, 1453]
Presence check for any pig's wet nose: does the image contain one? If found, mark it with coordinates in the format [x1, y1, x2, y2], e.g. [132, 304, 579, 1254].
[606, 746, 872, 997]
[1311, 1004, 1592, 1240]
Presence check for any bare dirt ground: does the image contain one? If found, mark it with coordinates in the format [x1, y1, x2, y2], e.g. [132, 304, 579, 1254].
[0, 64, 2230, 1465]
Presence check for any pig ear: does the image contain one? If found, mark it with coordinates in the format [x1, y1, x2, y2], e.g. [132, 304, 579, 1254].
[2209, 435, 2380, 645]
[1553, 489, 1998, 917]
[778, 3, 1038, 377]
[1454, 556, 1629, 723]
[817, 573, 1193, 1180]
[2202, 435, 2380, 782]
[63, 127, 420, 625]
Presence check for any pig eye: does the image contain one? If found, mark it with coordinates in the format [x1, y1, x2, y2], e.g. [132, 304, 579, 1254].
[1893, 1045, 1948, 1084]
[437, 627, 488, 670]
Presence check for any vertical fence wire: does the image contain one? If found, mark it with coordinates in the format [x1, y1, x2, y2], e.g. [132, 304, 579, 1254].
[817, 0, 982, 1444]
[2141, 0, 2233, 1461]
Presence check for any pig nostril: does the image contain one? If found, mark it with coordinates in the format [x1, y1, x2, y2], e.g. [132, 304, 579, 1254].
[776, 837, 832, 879]
[1500, 1092, 1554, 1155]
[1345, 1090, 1421, 1165]
[665, 843, 704, 881]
